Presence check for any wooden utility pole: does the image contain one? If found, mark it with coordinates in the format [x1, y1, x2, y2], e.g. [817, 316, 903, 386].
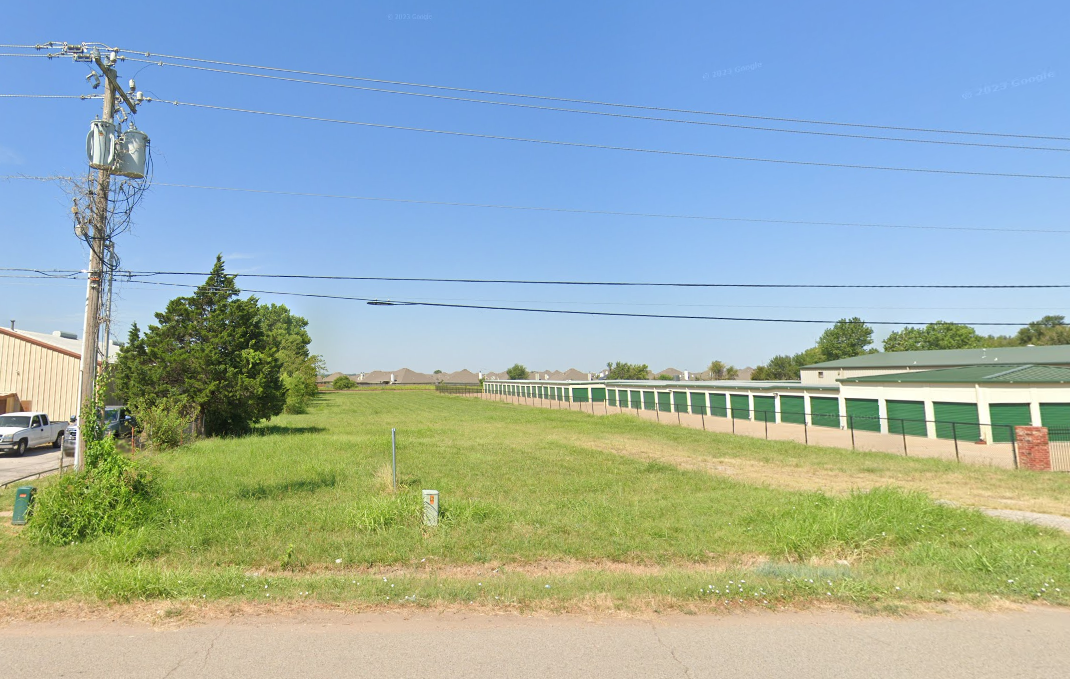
[74, 56, 125, 471]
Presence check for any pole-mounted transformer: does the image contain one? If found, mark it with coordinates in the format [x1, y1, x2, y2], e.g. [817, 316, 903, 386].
[114, 127, 149, 179]
[86, 120, 149, 178]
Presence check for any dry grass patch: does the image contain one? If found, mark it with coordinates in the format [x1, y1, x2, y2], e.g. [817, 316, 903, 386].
[567, 431, 1070, 517]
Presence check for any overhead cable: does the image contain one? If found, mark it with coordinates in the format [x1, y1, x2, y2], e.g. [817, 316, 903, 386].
[8, 268, 1069, 290]
[7, 175, 1063, 235]
[120, 48, 1070, 142]
[118, 279, 1039, 327]
[150, 182, 1070, 234]
[0, 93, 100, 99]
[123, 57, 1069, 153]
[143, 97, 1070, 180]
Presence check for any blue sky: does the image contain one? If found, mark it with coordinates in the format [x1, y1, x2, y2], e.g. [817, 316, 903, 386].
[2, 1, 1067, 374]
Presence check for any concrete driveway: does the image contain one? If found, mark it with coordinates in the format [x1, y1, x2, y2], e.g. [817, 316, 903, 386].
[0, 446, 63, 487]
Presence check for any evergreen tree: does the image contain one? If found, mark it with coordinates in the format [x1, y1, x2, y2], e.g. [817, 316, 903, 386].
[258, 303, 323, 414]
[113, 256, 286, 437]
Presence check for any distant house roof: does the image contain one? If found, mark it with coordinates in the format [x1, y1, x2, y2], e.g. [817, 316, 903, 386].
[841, 364, 1070, 385]
[807, 345, 1070, 370]
[441, 369, 480, 384]
[358, 370, 393, 384]
[561, 368, 588, 381]
[656, 368, 684, 377]
[393, 368, 435, 384]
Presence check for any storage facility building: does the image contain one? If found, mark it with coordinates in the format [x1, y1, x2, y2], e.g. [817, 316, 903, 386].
[484, 345, 1070, 445]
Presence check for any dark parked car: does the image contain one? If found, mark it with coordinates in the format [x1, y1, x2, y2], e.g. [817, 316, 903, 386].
[62, 406, 137, 455]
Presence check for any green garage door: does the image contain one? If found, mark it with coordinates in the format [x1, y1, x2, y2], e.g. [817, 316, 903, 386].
[753, 395, 776, 422]
[989, 404, 1031, 443]
[709, 393, 728, 417]
[1040, 403, 1070, 441]
[572, 387, 589, 402]
[673, 391, 689, 413]
[643, 391, 656, 410]
[607, 389, 617, 406]
[887, 400, 927, 437]
[846, 398, 880, 432]
[730, 394, 750, 420]
[811, 397, 841, 428]
[690, 392, 708, 415]
[592, 387, 606, 403]
[658, 392, 672, 412]
[630, 390, 642, 409]
[934, 402, 980, 441]
[780, 395, 805, 424]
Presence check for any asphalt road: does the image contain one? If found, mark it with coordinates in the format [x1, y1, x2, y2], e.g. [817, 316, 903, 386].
[0, 446, 62, 487]
[2, 607, 1067, 678]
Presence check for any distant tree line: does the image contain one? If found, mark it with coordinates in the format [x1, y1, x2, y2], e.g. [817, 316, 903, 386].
[749, 315, 1070, 381]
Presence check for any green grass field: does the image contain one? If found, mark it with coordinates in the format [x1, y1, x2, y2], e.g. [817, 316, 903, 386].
[1, 391, 1068, 613]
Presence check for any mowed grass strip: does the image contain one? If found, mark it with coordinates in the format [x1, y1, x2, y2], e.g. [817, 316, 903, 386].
[0, 391, 1067, 611]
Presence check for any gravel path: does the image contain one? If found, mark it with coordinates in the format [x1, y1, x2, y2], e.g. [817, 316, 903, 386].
[977, 508, 1070, 534]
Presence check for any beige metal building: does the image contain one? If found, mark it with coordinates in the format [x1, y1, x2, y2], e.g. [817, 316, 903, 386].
[0, 328, 83, 419]
[0, 328, 121, 420]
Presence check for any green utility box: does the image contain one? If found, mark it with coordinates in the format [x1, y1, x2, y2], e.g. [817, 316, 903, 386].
[11, 486, 36, 525]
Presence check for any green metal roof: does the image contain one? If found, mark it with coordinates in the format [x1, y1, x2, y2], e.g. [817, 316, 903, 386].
[841, 364, 1070, 384]
[806, 345, 1070, 370]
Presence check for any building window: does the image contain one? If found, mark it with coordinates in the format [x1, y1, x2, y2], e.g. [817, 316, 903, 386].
[817, 371, 824, 378]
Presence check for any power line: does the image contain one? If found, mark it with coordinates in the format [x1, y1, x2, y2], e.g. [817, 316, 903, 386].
[3, 270, 1059, 311]
[120, 48, 1070, 143]
[6, 269, 1053, 325]
[143, 96, 1070, 181]
[117, 279, 1037, 327]
[8, 175, 1063, 235]
[151, 182, 1070, 234]
[0, 93, 100, 99]
[8, 268, 1068, 290]
[122, 57, 1070, 154]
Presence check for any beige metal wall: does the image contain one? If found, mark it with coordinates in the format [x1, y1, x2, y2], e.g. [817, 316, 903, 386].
[0, 332, 81, 420]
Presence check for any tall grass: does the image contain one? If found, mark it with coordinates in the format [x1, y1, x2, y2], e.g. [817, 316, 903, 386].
[1, 391, 1067, 608]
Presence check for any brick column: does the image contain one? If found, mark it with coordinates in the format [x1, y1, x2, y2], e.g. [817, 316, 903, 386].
[1015, 426, 1052, 471]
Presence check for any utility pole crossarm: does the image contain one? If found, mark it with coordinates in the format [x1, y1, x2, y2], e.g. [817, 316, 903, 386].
[93, 56, 137, 114]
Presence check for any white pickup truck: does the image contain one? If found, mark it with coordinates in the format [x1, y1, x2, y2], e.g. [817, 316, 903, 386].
[0, 412, 67, 456]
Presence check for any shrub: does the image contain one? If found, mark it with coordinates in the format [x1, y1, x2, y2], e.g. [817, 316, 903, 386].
[506, 364, 529, 380]
[332, 375, 356, 390]
[24, 437, 154, 546]
[135, 397, 195, 450]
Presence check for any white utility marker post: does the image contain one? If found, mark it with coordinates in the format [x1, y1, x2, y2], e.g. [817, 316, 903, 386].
[391, 428, 397, 491]
[423, 490, 439, 526]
